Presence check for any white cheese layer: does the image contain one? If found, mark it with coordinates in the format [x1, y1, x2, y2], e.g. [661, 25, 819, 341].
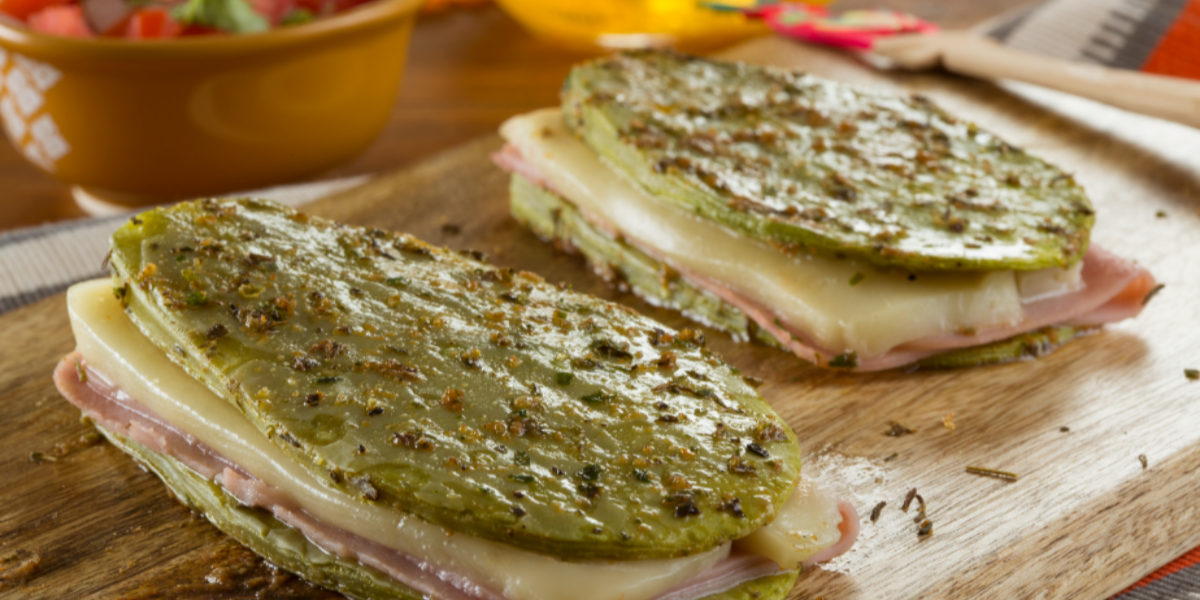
[501, 109, 1082, 358]
[67, 279, 729, 600]
[732, 479, 841, 569]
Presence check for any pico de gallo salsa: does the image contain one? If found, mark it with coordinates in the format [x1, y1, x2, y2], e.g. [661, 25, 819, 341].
[0, 0, 370, 38]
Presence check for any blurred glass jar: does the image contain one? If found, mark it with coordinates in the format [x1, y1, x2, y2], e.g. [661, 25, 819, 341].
[495, 0, 830, 53]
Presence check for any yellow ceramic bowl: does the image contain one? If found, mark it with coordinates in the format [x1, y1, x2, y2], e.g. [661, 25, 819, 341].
[494, 0, 770, 53]
[0, 0, 423, 206]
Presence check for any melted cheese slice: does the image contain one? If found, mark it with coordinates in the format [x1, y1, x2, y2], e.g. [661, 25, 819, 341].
[68, 279, 730, 600]
[501, 109, 1082, 359]
[733, 479, 841, 569]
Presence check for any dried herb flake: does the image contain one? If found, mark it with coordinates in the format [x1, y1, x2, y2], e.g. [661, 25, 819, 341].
[965, 465, 1019, 482]
[870, 501, 886, 523]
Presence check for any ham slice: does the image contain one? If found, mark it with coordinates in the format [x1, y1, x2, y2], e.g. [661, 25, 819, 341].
[805, 500, 860, 566]
[495, 145, 1157, 372]
[54, 355, 855, 600]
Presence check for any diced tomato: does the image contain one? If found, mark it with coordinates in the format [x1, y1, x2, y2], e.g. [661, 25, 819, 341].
[27, 5, 93, 37]
[248, 0, 294, 24]
[0, 0, 70, 22]
[125, 8, 182, 39]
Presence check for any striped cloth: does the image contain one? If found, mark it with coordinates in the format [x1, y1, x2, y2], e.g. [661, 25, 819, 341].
[987, 0, 1200, 80]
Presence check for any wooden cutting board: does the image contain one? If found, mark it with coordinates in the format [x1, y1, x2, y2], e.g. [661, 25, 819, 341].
[4, 37, 1200, 600]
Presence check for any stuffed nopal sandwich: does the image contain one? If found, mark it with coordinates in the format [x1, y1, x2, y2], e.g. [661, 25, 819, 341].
[54, 198, 858, 600]
[494, 50, 1158, 372]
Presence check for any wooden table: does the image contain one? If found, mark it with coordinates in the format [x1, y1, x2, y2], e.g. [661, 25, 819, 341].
[0, 0, 1026, 233]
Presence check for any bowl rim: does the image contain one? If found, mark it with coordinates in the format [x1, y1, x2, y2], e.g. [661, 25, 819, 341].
[0, 0, 425, 59]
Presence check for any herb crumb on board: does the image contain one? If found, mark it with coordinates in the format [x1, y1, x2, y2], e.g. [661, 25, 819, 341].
[870, 501, 886, 523]
[965, 466, 1019, 482]
[1185, 368, 1199, 381]
[1141, 283, 1165, 306]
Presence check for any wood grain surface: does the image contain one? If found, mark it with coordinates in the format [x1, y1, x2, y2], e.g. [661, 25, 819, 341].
[0, 0, 1030, 233]
[4, 37, 1200, 600]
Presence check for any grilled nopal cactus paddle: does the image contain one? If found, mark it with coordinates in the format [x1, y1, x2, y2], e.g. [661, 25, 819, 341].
[108, 198, 802, 560]
[562, 50, 1094, 271]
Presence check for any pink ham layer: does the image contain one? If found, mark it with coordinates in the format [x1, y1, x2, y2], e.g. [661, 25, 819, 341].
[54, 354, 854, 600]
[494, 144, 1158, 372]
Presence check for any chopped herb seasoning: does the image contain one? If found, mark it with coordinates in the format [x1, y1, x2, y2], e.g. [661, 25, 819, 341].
[440, 388, 466, 412]
[578, 464, 603, 481]
[74, 358, 87, 383]
[514, 451, 530, 466]
[185, 291, 208, 306]
[632, 468, 651, 482]
[917, 519, 933, 537]
[745, 442, 770, 458]
[578, 482, 603, 498]
[556, 372, 575, 386]
[29, 451, 57, 463]
[886, 421, 917, 437]
[1138, 454, 1148, 469]
[385, 277, 409, 287]
[1141, 284, 1165, 306]
[828, 352, 858, 369]
[1155, 210, 1168, 218]
[508, 474, 536, 484]
[314, 376, 342, 384]
[391, 431, 436, 451]
[884, 452, 899, 462]
[673, 500, 701, 518]
[1185, 369, 1199, 381]
[720, 497, 745, 518]
[1060, 426, 1070, 433]
[581, 392, 614, 405]
[870, 501, 886, 523]
[849, 272, 865, 286]
[902, 488, 918, 512]
[965, 465, 1019, 482]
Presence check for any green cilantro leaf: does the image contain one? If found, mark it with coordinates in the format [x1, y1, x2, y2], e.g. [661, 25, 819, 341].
[172, 0, 269, 34]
